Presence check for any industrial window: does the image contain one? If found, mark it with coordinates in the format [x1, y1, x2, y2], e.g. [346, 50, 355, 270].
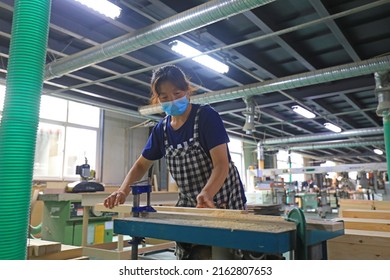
[228, 137, 245, 184]
[35, 95, 100, 180]
[0, 91, 101, 181]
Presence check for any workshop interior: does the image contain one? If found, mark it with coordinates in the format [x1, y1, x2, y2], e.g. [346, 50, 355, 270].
[0, 0, 390, 260]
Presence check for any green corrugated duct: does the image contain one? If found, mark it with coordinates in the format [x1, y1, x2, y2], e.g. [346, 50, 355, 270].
[0, 0, 51, 260]
[383, 113, 390, 178]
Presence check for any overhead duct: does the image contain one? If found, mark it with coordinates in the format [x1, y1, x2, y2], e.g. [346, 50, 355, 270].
[44, 0, 386, 97]
[139, 55, 390, 115]
[265, 140, 384, 151]
[261, 127, 383, 145]
[375, 70, 390, 178]
[45, 0, 275, 80]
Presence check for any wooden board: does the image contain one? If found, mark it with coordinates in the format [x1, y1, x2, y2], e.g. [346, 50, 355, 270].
[28, 244, 84, 260]
[145, 212, 296, 233]
[338, 199, 374, 212]
[154, 205, 248, 214]
[341, 229, 390, 246]
[27, 239, 61, 257]
[374, 201, 390, 211]
[341, 209, 390, 220]
[82, 241, 175, 260]
[327, 241, 390, 260]
[95, 203, 343, 232]
[338, 199, 390, 212]
[338, 217, 390, 232]
[327, 229, 390, 260]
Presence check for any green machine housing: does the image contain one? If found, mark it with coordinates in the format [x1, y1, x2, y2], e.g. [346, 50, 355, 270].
[41, 200, 113, 246]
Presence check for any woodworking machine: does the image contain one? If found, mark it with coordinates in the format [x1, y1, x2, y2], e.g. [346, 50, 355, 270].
[113, 192, 344, 260]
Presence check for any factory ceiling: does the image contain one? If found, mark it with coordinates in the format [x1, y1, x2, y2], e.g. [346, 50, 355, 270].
[0, 0, 389, 164]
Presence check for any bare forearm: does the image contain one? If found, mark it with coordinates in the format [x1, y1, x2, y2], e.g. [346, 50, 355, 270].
[104, 156, 153, 209]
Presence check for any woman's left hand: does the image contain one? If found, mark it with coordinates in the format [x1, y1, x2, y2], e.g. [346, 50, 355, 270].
[196, 191, 215, 208]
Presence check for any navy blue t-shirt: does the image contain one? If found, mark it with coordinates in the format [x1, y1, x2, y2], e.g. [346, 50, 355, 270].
[142, 104, 229, 160]
[142, 104, 247, 205]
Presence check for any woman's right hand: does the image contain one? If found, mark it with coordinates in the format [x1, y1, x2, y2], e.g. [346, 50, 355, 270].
[103, 190, 127, 209]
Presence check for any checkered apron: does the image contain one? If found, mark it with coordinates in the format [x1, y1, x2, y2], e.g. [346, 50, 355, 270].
[163, 106, 245, 210]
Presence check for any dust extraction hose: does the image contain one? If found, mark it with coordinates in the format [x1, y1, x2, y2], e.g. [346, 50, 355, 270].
[0, 0, 51, 259]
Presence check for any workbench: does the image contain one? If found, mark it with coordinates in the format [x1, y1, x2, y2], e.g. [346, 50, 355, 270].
[38, 191, 179, 259]
[111, 205, 344, 259]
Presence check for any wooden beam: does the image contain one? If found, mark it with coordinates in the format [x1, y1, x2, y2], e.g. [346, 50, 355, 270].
[327, 229, 390, 260]
[27, 239, 62, 257]
[95, 203, 343, 232]
[341, 209, 390, 220]
[339, 217, 390, 232]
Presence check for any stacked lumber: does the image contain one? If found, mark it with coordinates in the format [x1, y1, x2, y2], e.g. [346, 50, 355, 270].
[327, 199, 390, 260]
[27, 239, 88, 260]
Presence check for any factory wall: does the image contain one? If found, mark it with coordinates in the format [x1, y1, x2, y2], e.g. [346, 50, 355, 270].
[101, 111, 149, 185]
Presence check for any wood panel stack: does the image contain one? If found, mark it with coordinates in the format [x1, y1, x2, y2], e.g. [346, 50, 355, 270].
[327, 199, 390, 259]
[27, 239, 88, 260]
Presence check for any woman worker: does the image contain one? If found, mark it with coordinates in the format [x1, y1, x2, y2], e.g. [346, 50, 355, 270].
[104, 65, 247, 259]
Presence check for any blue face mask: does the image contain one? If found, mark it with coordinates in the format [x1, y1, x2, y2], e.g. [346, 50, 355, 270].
[160, 95, 189, 116]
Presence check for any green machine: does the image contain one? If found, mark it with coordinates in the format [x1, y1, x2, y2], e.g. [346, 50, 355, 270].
[41, 200, 113, 246]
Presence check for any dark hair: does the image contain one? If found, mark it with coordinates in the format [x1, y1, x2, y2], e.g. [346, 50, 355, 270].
[150, 65, 196, 105]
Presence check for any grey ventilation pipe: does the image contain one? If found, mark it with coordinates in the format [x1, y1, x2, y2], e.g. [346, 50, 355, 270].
[262, 127, 383, 145]
[139, 55, 390, 115]
[265, 140, 384, 151]
[257, 142, 264, 169]
[45, 0, 275, 80]
[375, 70, 390, 178]
[242, 97, 257, 134]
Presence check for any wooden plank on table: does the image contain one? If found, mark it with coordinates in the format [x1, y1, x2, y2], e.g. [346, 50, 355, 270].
[339, 218, 390, 232]
[27, 239, 61, 257]
[341, 209, 390, 220]
[95, 203, 131, 213]
[154, 206, 248, 215]
[94, 204, 249, 215]
[28, 244, 83, 260]
[304, 218, 344, 232]
[98, 203, 342, 232]
[154, 206, 343, 232]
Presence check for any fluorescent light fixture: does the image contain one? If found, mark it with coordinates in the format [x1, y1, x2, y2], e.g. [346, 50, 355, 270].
[373, 148, 384, 155]
[292, 105, 315, 119]
[170, 40, 229, 74]
[74, 0, 121, 19]
[324, 122, 342, 133]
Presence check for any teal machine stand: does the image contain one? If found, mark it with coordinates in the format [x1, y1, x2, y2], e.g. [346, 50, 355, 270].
[114, 206, 343, 260]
